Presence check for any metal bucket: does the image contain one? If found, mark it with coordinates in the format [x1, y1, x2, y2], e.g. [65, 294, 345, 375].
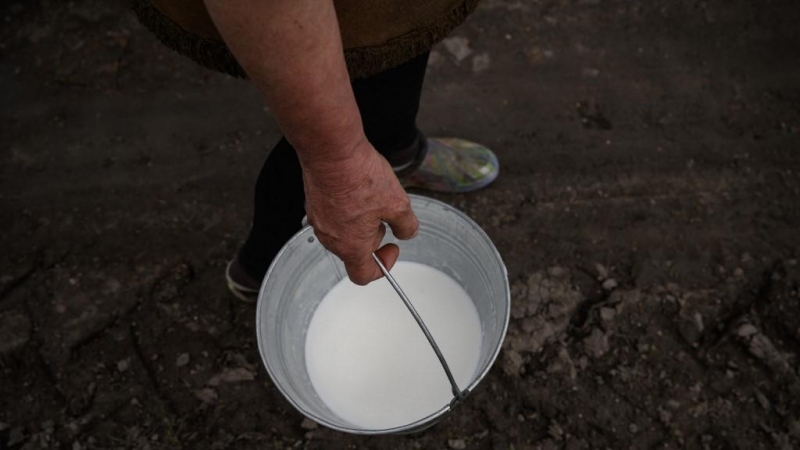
[256, 194, 510, 435]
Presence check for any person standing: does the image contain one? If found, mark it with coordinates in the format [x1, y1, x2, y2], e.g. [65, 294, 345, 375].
[133, 0, 500, 299]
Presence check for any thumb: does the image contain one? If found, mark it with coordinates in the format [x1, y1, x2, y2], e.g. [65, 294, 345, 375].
[343, 255, 382, 286]
[343, 244, 399, 286]
[374, 243, 400, 272]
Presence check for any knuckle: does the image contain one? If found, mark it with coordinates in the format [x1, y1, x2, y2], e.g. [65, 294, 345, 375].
[397, 200, 412, 214]
[389, 198, 410, 214]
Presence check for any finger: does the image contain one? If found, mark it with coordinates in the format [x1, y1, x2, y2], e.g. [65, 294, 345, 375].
[344, 223, 384, 285]
[344, 254, 383, 286]
[384, 200, 419, 240]
[344, 243, 398, 285]
[374, 243, 400, 272]
[331, 221, 387, 286]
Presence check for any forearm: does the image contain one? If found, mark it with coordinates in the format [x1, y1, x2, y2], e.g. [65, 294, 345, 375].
[205, 0, 418, 284]
[204, 0, 368, 169]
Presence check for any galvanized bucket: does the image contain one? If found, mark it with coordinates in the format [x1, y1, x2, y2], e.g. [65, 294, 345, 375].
[256, 194, 510, 434]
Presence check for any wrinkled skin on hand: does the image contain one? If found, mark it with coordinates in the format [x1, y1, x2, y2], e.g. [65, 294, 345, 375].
[302, 139, 419, 285]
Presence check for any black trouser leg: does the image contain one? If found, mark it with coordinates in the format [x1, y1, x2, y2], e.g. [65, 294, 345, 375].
[237, 52, 430, 280]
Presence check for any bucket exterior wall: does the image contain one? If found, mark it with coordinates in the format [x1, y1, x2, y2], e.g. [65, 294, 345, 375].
[256, 194, 510, 435]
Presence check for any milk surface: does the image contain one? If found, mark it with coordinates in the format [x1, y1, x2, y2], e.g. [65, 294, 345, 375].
[305, 261, 482, 430]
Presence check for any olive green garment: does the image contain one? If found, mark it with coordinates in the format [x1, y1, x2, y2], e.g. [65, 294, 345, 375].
[131, 0, 479, 79]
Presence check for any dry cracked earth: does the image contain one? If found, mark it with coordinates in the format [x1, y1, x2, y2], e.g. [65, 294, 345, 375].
[2, 0, 800, 449]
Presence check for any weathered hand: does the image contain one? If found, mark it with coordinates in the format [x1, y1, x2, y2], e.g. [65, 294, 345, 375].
[302, 138, 419, 285]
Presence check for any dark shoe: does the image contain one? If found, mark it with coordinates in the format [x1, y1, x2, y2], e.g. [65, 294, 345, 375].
[225, 258, 260, 303]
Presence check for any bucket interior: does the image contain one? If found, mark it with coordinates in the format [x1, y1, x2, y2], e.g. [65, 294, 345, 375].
[256, 195, 510, 433]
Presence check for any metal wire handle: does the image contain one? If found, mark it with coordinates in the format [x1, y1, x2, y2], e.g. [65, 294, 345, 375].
[372, 253, 469, 405]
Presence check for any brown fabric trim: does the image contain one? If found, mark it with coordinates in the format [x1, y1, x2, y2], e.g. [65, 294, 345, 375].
[130, 0, 247, 78]
[130, 0, 479, 79]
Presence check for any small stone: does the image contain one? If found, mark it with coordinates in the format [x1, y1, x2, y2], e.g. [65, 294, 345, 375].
[442, 37, 472, 62]
[734, 267, 744, 277]
[117, 358, 130, 373]
[448, 438, 467, 449]
[737, 323, 759, 338]
[208, 367, 256, 386]
[0, 422, 8, 432]
[472, 53, 491, 73]
[693, 312, 704, 333]
[594, 263, 609, 280]
[175, 353, 190, 367]
[582, 67, 600, 78]
[548, 422, 564, 440]
[629, 423, 638, 434]
[73, 442, 83, 450]
[754, 389, 770, 410]
[300, 418, 318, 430]
[748, 333, 788, 371]
[194, 388, 218, 404]
[600, 307, 616, 321]
[601, 279, 618, 291]
[679, 315, 703, 344]
[583, 329, 610, 358]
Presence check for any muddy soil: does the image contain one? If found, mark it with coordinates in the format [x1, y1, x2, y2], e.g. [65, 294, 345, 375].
[2, 0, 800, 449]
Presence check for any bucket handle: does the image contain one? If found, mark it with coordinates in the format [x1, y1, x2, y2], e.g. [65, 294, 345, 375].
[372, 253, 470, 406]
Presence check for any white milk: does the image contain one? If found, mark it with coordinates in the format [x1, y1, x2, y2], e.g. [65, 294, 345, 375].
[305, 261, 482, 430]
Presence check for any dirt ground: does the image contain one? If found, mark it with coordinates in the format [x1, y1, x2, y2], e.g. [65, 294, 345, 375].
[2, 0, 800, 449]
